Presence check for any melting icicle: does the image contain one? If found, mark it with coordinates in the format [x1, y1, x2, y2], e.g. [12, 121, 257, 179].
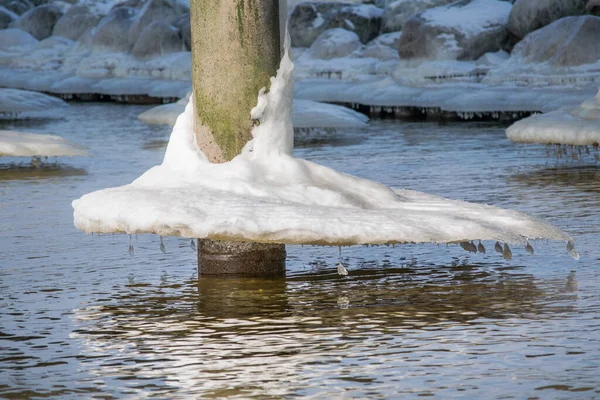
[477, 240, 486, 254]
[460, 242, 470, 252]
[190, 239, 196, 252]
[469, 241, 477, 253]
[160, 236, 166, 253]
[495, 241, 503, 254]
[128, 234, 134, 257]
[525, 241, 534, 255]
[503, 243, 512, 261]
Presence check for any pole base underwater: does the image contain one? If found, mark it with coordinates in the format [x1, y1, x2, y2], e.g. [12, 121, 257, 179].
[198, 239, 286, 276]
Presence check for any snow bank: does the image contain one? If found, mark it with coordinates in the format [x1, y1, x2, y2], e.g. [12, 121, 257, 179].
[0, 130, 89, 157]
[507, 89, 600, 146]
[73, 46, 572, 251]
[0, 88, 68, 118]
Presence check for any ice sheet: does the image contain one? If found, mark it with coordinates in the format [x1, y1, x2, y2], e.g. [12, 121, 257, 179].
[0, 130, 89, 157]
[73, 46, 572, 249]
[507, 90, 600, 146]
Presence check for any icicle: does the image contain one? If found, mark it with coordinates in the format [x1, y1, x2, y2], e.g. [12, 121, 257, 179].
[190, 239, 196, 252]
[503, 243, 512, 261]
[460, 242, 470, 252]
[128, 234, 134, 256]
[337, 246, 348, 276]
[469, 241, 477, 253]
[495, 241, 503, 254]
[525, 241, 534, 255]
[477, 240, 485, 254]
[160, 236, 166, 253]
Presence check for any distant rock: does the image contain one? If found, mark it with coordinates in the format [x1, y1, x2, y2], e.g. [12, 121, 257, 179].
[0, 27, 38, 52]
[290, 2, 383, 47]
[586, 0, 600, 16]
[52, 5, 101, 40]
[132, 20, 183, 60]
[381, 0, 455, 33]
[127, 0, 189, 46]
[8, 4, 63, 40]
[0, 5, 18, 29]
[398, 0, 511, 61]
[0, 0, 33, 16]
[511, 15, 600, 67]
[361, 31, 401, 60]
[92, 6, 136, 52]
[172, 12, 190, 51]
[507, 0, 587, 42]
[308, 27, 361, 59]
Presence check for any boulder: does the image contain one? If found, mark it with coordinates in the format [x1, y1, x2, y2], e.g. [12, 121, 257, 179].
[361, 31, 401, 59]
[586, 0, 600, 16]
[92, 6, 136, 52]
[308, 27, 361, 59]
[0, 5, 17, 29]
[172, 12, 190, 50]
[52, 5, 101, 40]
[398, 0, 511, 61]
[381, 0, 455, 33]
[8, 4, 62, 40]
[289, 2, 383, 47]
[127, 0, 189, 46]
[110, 0, 146, 11]
[0, 27, 38, 51]
[508, 0, 587, 41]
[29, 0, 47, 5]
[132, 20, 183, 59]
[511, 15, 600, 67]
[0, 0, 33, 15]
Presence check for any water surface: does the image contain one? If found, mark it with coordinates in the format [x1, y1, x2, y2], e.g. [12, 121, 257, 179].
[1, 104, 598, 398]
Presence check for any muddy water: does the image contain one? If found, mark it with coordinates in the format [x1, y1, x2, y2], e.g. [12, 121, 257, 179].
[1, 104, 599, 398]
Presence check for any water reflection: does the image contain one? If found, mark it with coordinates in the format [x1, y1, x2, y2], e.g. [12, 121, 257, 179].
[66, 265, 579, 398]
[0, 163, 87, 181]
[510, 165, 600, 194]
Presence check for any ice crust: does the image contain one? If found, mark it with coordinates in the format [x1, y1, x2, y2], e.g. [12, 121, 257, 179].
[507, 89, 600, 146]
[73, 46, 571, 248]
[0, 88, 68, 118]
[0, 130, 89, 157]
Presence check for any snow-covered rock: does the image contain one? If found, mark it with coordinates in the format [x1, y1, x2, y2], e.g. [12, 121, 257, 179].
[398, 0, 512, 61]
[0, 88, 68, 118]
[52, 5, 100, 40]
[8, 4, 63, 40]
[511, 16, 600, 67]
[0, 27, 37, 52]
[381, 0, 454, 33]
[127, 0, 189, 46]
[507, 89, 600, 146]
[91, 6, 136, 52]
[289, 2, 383, 48]
[0, 5, 18, 28]
[0, 0, 33, 15]
[308, 28, 361, 59]
[360, 31, 401, 60]
[0, 130, 88, 157]
[507, 0, 587, 42]
[172, 12, 190, 50]
[132, 20, 183, 60]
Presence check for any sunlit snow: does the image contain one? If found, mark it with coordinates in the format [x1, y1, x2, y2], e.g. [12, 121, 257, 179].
[0, 130, 89, 157]
[73, 45, 573, 251]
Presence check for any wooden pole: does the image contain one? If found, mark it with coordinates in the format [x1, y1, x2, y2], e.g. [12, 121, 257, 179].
[190, 0, 286, 275]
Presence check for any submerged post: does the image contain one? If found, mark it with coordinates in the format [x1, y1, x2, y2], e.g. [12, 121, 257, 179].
[190, 0, 286, 275]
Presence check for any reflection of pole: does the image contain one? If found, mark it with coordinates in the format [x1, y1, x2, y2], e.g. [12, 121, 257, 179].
[190, 0, 286, 275]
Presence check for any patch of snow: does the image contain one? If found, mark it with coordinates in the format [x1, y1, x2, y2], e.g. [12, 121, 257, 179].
[421, 0, 512, 38]
[341, 4, 384, 19]
[507, 89, 600, 146]
[0, 130, 89, 157]
[73, 43, 572, 249]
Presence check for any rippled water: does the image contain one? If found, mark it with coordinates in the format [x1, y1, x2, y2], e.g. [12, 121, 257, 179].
[1, 104, 599, 398]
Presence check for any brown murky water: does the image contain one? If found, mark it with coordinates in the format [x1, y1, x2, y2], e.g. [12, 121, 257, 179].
[1, 104, 599, 398]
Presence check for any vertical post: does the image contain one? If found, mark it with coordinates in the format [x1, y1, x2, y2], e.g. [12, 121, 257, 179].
[190, 0, 286, 276]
